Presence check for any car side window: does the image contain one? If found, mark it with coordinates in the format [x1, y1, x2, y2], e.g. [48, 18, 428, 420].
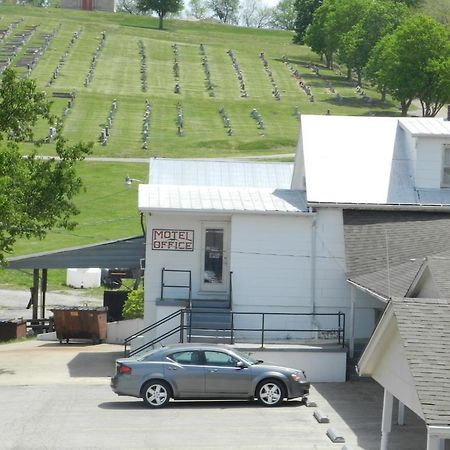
[204, 351, 238, 367]
[168, 351, 202, 365]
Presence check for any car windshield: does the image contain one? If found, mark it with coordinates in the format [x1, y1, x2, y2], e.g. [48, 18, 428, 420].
[232, 349, 259, 365]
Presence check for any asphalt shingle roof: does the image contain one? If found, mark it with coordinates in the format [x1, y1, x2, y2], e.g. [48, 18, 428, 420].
[343, 210, 450, 298]
[392, 297, 450, 426]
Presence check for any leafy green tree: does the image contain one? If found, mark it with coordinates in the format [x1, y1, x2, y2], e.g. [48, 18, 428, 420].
[366, 15, 450, 116]
[137, 0, 184, 29]
[306, 0, 365, 69]
[122, 287, 144, 319]
[292, 0, 322, 44]
[208, 0, 239, 24]
[340, 0, 407, 85]
[0, 69, 92, 264]
[271, 0, 296, 30]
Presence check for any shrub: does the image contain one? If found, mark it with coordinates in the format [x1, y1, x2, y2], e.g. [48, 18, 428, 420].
[122, 287, 144, 319]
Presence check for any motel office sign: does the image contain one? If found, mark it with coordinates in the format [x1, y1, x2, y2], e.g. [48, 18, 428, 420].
[152, 229, 194, 251]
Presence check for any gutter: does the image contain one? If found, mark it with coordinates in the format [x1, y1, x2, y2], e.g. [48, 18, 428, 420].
[346, 279, 389, 303]
[307, 202, 450, 212]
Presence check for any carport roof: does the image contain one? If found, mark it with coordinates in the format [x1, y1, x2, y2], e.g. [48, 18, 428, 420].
[7, 235, 145, 269]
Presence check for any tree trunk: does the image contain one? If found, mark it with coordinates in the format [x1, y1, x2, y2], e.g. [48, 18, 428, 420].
[381, 86, 386, 102]
[401, 100, 410, 116]
[158, 14, 164, 30]
[346, 67, 352, 81]
[357, 70, 362, 86]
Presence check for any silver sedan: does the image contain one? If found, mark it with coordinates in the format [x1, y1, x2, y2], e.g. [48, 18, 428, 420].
[111, 343, 310, 408]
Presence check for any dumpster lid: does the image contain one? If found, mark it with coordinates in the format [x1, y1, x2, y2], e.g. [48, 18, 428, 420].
[50, 307, 108, 312]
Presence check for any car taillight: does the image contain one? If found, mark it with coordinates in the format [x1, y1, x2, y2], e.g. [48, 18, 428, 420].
[118, 364, 132, 375]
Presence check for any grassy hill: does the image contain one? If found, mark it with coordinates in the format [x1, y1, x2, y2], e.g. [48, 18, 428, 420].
[1, 5, 399, 158]
[0, 5, 401, 288]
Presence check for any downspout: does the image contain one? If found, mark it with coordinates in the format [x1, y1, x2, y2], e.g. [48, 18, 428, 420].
[310, 212, 320, 330]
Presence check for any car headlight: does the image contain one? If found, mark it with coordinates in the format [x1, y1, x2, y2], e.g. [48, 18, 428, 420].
[290, 372, 303, 382]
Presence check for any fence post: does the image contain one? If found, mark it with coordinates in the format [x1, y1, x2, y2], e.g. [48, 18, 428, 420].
[231, 312, 235, 344]
[338, 312, 341, 345]
[261, 313, 265, 347]
[180, 310, 184, 343]
[160, 267, 165, 301]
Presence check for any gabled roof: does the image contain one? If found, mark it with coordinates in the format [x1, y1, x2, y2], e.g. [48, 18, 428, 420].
[149, 158, 293, 189]
[393, 298, 450, 426]
[343, 210, 450, 299]
[358, 297, 450, 427]
[7, 236, 145, 269]
[296, 115, 450, 206]
[139, 185, 308, 214]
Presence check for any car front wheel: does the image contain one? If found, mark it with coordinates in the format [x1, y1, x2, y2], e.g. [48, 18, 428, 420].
[142, 380, 171, 408]
[257, 379, 285, 407]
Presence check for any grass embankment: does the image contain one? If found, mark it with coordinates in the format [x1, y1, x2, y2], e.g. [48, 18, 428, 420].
[0, 5, 400, 289]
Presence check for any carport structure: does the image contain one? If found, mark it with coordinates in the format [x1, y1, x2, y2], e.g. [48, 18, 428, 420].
[6, 235, 145, 324]
[357, 297, 450, 450]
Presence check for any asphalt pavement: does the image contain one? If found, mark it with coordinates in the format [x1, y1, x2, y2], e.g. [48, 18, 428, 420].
[0, 339, 429, 450]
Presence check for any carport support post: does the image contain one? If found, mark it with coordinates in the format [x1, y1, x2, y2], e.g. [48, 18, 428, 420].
[40, 269, 47, 319]
[380, 388, 393, 450]
[397, 400, 405, 425]
[32, 269, 40, 321]
[349, 286, 355, 358]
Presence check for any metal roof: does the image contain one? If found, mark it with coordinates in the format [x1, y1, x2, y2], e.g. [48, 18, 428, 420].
[399, 117, 450, 137]
[149, 158, 293, 188]
[139, 185, 308, 214]
[297, 115, 450, 205]
[7, 235, 145, 269]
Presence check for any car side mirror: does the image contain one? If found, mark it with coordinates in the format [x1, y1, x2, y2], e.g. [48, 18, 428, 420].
[236, 361, 247, 369]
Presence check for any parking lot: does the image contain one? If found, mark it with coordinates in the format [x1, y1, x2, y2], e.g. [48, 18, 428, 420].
[0, 340, 428, 450]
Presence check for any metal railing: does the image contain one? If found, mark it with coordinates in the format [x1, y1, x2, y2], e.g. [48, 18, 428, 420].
[160, 268, 192, 307]
[124, 309, 346, 357]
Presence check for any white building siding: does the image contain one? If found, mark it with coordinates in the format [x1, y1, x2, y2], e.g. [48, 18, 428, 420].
[230, 214, 313, 311]
[415, 137, 449, 189]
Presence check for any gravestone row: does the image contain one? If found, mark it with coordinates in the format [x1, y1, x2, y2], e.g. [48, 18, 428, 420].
[142, 99, 151, 149]
[0, 17, 23, 43]
[48, 29, 81, 86]
[282, 56, 314, 102]
[250, 108, 264, 130]
[0, 23, 37, 74]
[138, 40, 147, 93]
[84, 31, 106, 87]
[306, 62, 343, 105]
[99, 98, 117, 146]
[259, 52, 280, 101]
[18, 24, 61, 77]
[172, 43, 180, 94]
[227, 49, 248, 98]
[176, 102, 183, 136]
[218, 106, 233, 136]
[199, 43, 214, 97]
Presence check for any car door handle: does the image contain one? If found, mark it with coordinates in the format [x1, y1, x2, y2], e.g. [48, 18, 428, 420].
[208, 369, 218, 373]
[167, 367, 178, 371]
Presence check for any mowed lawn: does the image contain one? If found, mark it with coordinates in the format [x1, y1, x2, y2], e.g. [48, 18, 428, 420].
[2, 6, 400, 158]
[0, 6, 401, 288]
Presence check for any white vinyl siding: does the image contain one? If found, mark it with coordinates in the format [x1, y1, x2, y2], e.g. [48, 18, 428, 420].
[442, 145, 450, 187]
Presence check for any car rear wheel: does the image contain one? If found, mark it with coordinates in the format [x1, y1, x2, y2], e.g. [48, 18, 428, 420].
[257, 379, 285, 407]
[142, 380, 171, 408]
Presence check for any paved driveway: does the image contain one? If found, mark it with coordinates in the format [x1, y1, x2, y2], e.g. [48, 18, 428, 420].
[0, 340, 428, 450]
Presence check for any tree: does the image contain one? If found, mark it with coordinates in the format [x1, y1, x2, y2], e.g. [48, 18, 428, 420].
[0, 69, 92, 265]
[122, 287, 144, 319]
[271, 0, 296, 30]
[137, 0, 184, 29]
[366, 15, 450, 116]
[188, 0, 209, 18]
[240, 0, 272, 28]
[339, 0, 407, 85]
[292, 0, 322, 44]
[207, 0, 239, 24]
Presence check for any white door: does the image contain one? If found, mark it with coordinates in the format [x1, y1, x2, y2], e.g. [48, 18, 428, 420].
[201, 222, 230, 292]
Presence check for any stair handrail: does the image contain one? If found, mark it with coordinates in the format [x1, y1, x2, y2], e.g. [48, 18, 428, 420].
[124, 309, 184, 355]
[128, 325, 186, 357]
